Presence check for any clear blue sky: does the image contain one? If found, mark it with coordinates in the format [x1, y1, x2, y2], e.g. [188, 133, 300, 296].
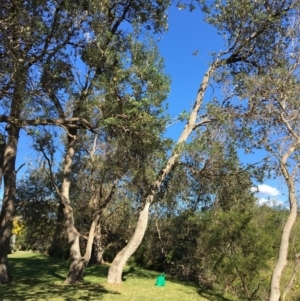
[160, 5, 223, 138]
[10, 5, 287, 206]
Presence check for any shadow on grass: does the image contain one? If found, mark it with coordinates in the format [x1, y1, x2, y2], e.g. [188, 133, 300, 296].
[0, 282, 120, 301]
[198, 288, 235, 301]
[0, 253, 120, 301]
[122, 266, 135, 281]
[85, 263, 110, 279]
[87, 263, 158, 281]
[122, 266, 159, 280]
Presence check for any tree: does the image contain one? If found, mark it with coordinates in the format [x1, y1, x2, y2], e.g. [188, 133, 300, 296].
[234, 30, 300, 300]
[0, 0, 170, 283]
[0, 0, 93, 283]
[107, 0, 299, 284]
[59, 35, 170, 284]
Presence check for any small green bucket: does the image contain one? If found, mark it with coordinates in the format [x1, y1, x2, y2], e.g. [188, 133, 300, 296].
[155, 274, 165, 287]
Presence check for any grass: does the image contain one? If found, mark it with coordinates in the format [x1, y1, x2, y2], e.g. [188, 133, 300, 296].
[0, 251, 220, 301]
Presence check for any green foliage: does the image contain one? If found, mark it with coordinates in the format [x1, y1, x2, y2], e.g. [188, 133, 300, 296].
[136, 203, 284, 300]
[97, 36, 170, 153]
[0, 0, 171, 119]
[16, 168, 67, 255]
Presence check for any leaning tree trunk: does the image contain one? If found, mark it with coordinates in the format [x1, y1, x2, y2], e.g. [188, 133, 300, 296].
[106, 63, 216, 284]
[107, 200, 151, 284]
[0, 126, 19, 283]
[269, 149, 298, 301]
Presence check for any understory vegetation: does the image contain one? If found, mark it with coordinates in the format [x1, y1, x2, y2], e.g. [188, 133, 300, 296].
[12, 198, 300, 301]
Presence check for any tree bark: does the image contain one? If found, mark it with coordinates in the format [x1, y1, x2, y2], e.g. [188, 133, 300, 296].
[61, 133, 85, 284]
[0, 126, 19, 283]
[53, 130, 82, 284]
[269, 147, 298, 301]
[60, 129, 116, 283]
[0, 62, 24, 283]
[64, 211, 101, 284]
[90, 227, 105, 264]
[107, 200, 151, 284]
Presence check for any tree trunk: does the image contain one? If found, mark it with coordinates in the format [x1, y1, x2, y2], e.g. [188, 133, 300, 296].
[269, 149, 298, 301]
[60, 130, 115, 283]
[90, 225, 105, 264]
[61, 135, 101, 284]
[0, 126, 19, 283]
[268, 197, 297, 301]
[63, 213, 100, 284]
[95, 248, 105, 264]
[64, 257, 87, 285]
[0, 135, 6, 189]
[104, 57, 234, 285]
[0, 56, 25, 283]
[61, 132, 85, 284]
[107, 200, 151, 284]
[90, 245, 105, 265]
[106, 64, 216, 284]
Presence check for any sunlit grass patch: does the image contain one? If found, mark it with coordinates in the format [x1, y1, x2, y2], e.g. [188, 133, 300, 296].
[0, 252, 209, 301]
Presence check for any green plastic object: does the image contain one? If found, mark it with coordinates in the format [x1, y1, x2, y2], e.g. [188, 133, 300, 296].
[155, 274, 165, 287]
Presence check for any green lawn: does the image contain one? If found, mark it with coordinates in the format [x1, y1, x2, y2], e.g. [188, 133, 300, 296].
[0, 252, 225, 301]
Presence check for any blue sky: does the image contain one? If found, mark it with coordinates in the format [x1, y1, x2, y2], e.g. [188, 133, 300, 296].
[156, 6, 288, 206]
[8, 5, 288, 206]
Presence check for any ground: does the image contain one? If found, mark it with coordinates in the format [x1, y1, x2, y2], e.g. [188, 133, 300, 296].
[0, 252, 220, 301]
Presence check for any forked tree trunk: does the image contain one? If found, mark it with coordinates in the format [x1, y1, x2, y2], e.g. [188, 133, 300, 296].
[107, 200, 151, 284]
[60, 132, 93, 284]
[0, 126, 19, 283]
[61, 131, 115, 284]
[269, 148, 298, 301]
[63, 212, 101, 284]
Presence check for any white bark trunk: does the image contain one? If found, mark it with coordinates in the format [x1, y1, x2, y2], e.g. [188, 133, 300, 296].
[64, 212, 100, 284]
[62, 133, 115, 283]
[269, 146, 298, 301]
[84, 214, 100, 263]
[107, 200, 151, 284]
[269, 194, 297, 301]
